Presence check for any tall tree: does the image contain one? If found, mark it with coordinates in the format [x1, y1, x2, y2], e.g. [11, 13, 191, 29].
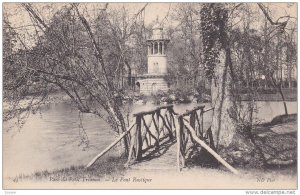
[201, 3, 237, 148]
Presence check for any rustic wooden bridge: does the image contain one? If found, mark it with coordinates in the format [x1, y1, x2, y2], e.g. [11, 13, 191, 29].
[86, 104, 239, 175]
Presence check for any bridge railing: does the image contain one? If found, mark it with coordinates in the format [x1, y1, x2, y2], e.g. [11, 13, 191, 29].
[176, 105, 214, 170]
[176, 106, 239, 174]
[125, 104, 178, 166]
[86, 103, 238, 174]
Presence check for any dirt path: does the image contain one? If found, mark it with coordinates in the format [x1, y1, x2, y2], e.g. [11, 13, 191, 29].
[131, 141, 178, 171]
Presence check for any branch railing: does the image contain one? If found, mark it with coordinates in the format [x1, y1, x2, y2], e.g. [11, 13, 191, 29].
[177, 105, 214, 169]
[176, 106, 239, 174]
[86, 104, 177, 168]
[125, 104, 178, 166]
[87, 104, 238, 174]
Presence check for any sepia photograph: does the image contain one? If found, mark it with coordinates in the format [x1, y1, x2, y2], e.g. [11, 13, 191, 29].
[2, 2, 298, 190]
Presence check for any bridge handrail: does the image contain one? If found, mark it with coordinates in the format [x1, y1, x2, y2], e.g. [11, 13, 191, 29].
[203, 107, 213, 113]
[133, 104, 174, 116]
[180, 105, 205, 117]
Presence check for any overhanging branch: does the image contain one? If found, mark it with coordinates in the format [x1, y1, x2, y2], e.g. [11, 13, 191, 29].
[257, 3, 288, 29]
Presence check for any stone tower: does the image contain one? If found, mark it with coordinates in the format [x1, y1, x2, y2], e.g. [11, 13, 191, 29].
[136, 19, 170, 95]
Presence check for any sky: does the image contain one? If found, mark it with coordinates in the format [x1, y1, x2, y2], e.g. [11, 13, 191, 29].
[3, 2, 297, 50]
[4, 2, 296, 25]
[3, 3, 173, 29]
[3, 3, 173, 48]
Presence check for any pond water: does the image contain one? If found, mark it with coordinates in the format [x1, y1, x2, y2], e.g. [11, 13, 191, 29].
[3, 101, 297, 178]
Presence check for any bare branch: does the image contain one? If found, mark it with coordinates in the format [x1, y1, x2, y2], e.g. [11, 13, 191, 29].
[257, 3, 288, 28]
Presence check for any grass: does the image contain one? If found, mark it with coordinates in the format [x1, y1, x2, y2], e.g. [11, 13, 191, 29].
[254, 113, 297, 134]
[10, 155, 127, 182]
[270, 113, 297, 125]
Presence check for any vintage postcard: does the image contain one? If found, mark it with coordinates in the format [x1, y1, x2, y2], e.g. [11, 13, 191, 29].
[2, 2, 297, 190]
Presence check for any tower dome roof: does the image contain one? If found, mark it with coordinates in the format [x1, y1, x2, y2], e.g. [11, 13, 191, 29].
[152, 22, 162, 30]
[152, 16, 162, 30]
[147, 16, 170, 41]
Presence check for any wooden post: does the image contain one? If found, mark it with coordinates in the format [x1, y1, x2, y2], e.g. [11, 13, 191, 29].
[168, 108, 173, 132]
[156, 110, 160, 134]
[190, 111, 196, 134]
[135, 115, 143, 160]
[176, 116, 182, 171]
[194, 111, 201, 137]
[178, 116, 185, 168]
[200, 108, 204, 136]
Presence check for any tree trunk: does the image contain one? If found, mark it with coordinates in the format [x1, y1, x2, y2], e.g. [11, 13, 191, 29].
[210, 50, 236, 149]
[124, 60, 132, 88]
[210, 49, 265, 168]
[107, 103, 130, 156]
[277, 84, 288, 115]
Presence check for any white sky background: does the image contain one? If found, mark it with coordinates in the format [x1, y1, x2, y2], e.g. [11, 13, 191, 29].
[3, 3, 173, 27]
[3, 2, 297, 50]
[3, 3, 175, 49]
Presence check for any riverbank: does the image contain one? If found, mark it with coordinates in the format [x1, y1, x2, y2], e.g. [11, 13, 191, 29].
[221, 114, 297, 169]
[3, 88, 296, 114]
[132, 88, 297, 105]
[241, 88, 297, 101]
[3, 92, 73, 122]
[5, 113, 297, 189]
[6, 154, 127, 185]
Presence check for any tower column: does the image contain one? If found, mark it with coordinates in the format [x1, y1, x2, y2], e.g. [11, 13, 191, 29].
[157, 41, 161, 54]
[148, 45, 151, 55]
[158, 41, 160, 54]
[152, 43, 154, 55]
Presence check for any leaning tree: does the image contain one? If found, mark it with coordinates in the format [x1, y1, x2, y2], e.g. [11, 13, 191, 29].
[3, 3, 148, 155]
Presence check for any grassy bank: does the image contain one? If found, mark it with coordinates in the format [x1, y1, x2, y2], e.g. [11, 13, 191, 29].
[254, 113, 297, 131]
[10, 155, 127, 183]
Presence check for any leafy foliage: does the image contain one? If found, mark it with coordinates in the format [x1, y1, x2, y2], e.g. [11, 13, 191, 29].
[200, 3, 229, 80]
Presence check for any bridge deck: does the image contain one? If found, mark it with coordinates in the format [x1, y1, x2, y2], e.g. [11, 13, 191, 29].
[131, 140, 178, 170]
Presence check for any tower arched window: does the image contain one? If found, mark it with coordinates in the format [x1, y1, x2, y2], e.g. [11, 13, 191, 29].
[159, 42, 162, 55]
[154, 42, 158, 54]
[152, 43, 155, 54]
